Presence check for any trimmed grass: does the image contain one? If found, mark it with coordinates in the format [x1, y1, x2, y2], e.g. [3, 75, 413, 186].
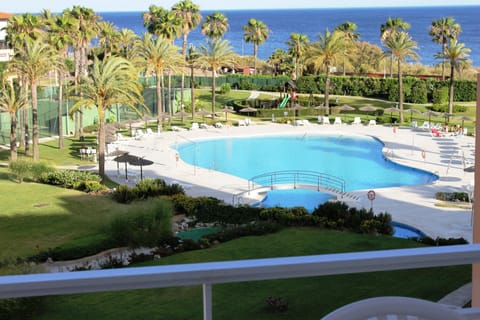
[0, 167, 130, 260]
[36, 228, 471, 320]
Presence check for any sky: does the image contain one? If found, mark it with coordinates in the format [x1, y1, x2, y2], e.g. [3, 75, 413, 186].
[2, 0, 480, 13]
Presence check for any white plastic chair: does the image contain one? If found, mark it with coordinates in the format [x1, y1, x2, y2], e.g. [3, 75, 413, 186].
[353, 117, 362, 125]
[237, 120, 246, 126]
[190, 122, 199, 130]
[322, 296, 466, 320]
[322, 116, 331, 125]
[333, 117, 342, 125]
[368, 119, 376, 126]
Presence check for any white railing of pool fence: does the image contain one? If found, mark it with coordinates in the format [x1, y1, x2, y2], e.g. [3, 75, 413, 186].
[248, 170, 346, 193]
[1, 245, 480, 320]
[175, 134, 198, 175]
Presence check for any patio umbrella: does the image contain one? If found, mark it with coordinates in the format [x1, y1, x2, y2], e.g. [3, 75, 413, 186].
[128, 156, 154, 181]
[337, 104, 355, 122]
[314, 104, 328, 116]
[383, 107, 400, 124]
[239, 106, 258, 117]
[174, 111, 190, 123]
[143, 114, 155, 128]
[406, 108, 421, 122]
[359, 105, 378, 119]
[219, 107, 235, 121]
[108, 150, 128, 175]
[455, 115, 473, 128]
[195, 109, 213, 121]
[423, 110, 440, 124]
[113, 153, 137, 180]
[442, 112, 454, 125]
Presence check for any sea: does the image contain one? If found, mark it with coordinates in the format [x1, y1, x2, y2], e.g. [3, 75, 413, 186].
[99, 6, 480, 67]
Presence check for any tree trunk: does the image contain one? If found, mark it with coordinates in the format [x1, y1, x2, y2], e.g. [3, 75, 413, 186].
[398, 59, 404, 123]
[155, 71, 162, 126]
[9, 112, 17, 161]
[24, 108, 29, 156]
[191, 66, 195, 120]
[448, 65, 455, 115]
[253, 44, 258, 75]
[325, 67, 330, 115]
[58, 71, 64, 149]
[19, 108, 25, 147]
[97, 107, 106, 180]
[31, 81, 39, 161]
[390, 53, 394, 78]
[441, 39, 447, 81]
[211, 69, 216, 115]
[180, 33, 187, 112]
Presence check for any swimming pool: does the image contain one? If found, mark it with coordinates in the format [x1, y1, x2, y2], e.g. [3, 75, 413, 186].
[176, 134, 438, 191]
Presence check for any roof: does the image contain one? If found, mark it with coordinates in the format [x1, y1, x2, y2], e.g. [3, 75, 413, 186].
[0, 12, 13, 20]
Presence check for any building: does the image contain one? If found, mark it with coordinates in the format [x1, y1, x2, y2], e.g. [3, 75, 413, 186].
[0, 11, 13, 62]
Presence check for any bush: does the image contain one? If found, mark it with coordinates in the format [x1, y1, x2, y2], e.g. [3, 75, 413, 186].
[9, 158, 54, 183]
[435, 192, 469, 202]
[38, 169, 101, 189]
[111, 179, 185, 203]
[204, 222, 282, 243]
[111, 184, 138, 204]
[109, 198, 173, 247]
[219, 82, 231, 94]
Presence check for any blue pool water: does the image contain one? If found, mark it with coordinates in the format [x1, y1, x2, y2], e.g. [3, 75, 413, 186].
[176, 134, 438, 191]
[254, 189, 334, 212]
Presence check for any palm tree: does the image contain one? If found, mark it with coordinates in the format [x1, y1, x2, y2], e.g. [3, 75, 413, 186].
[306, 29, 344, 114]
[69, 57, 147, 179]
[0, 79, 29, 161]
[243, 18, 270, 75]
[42, 10, 72, 150]
[267, 48, 292, 76]
[172, 0, 202, 108]
[11, 38, 62, 161]
[286, 33, 309, 80]
[196, 39, 235, 115]
[63, 6, 100, 137]
[384, 31, 419, 123]
[134, 33, 183, 125]
[117, 28, 139, 59]
[443, 39, 470, 115]
[429, 17, 462, 80]
[380, 17, 410, 77]
[334, 21, 360, 76]
[97, 21, 119, 58]
[201, 12, 229, 40]
[186, 44, 200, 119]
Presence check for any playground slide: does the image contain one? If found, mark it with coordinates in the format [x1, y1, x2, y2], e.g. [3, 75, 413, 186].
[279, 94, 290, 109]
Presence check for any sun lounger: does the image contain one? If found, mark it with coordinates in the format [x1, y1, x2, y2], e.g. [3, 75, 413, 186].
[295, 119, 305, 126]
[190, 122, 199, 130]
[320, 116, 330, 125]
[215, 122, 224, 128]
[368, 119, 376, 126]
[245, 118, 256, 126]
[333, 117, 342, 125]
[352, 117, 362, 125]
[237, 120, 246, 126]
[146, 128, 155, 135]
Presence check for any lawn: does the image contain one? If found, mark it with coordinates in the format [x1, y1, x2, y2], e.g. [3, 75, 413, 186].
[36, 228, 471, 320]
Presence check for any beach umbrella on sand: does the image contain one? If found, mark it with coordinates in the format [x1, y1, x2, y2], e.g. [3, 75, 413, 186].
[337, 105, 355, 121]
[314, 104, 328, 116]
[384, 107, 400, 124]
[406, 108, 421, 122]
[174, 111, 190, 123]
[196, 109, 213, 121]
[423, 110, 440, 124]
[220, 107, 235, 121]
[455, 115, 473, 128]
[128, 156, 154, 181]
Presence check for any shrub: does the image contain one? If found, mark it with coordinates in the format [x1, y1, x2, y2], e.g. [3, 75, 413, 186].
[111, 184, 137, 204]
[38, 169, 101, 189]
[219, 82, 231, 94]
[109, 198, 173, 247]
[204, 222, 282, 243]
[111, 179, 185, 203]
[9, 158, 54, 183]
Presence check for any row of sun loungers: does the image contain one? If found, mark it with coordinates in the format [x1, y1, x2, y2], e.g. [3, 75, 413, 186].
[317, 116, 375, 126]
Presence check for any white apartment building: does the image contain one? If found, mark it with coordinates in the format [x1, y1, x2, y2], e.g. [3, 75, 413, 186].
[0, 12, 13, 62]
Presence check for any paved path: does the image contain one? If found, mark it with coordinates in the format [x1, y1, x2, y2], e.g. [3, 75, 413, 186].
[106, 122, 475, 242]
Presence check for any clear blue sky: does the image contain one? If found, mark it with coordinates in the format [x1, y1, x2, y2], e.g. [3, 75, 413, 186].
[2, 0, 480, 13]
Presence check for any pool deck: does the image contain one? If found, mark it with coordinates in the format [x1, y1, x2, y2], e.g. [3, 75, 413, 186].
[106, 122, 476, 242]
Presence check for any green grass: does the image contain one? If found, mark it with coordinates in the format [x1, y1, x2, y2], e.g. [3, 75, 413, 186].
[0, 167, 129, 260]
[36, 228, 470, 320]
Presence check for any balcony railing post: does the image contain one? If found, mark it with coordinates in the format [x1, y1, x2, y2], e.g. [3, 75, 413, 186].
[203, 283, 212, 320]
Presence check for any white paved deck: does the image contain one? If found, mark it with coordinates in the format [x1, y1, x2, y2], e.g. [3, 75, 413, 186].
[106, 122, 476, 242]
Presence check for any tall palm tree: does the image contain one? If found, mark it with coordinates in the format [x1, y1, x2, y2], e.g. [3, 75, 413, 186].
[64, 6, 100, 137]
[186, 44, 200, 119]
[334, 21, 360, 76]
[306, 29, 344, 114]
[380, 17, 410, 77]
[429, 17, 462, 81]
[243, 18, 270, 75]
[11, 38, 62, 161]
[267, 48, 292, 76]
[97, 21, 119, 58]
[201, 12, 229, 40]
[172, 0, 202, 108]
[286, 33, 309, 80]
[196, 39, 235, 115]
[69, 57, 147, 179]
[42, 10, 72, 150]
[134, 33, 183, 125]
[0, 78, 29, 161]
[6, 13, 44, 150]
[443, 39, 470, 115]
[384, 31, 419, 123]
[117, 28, 139, 59]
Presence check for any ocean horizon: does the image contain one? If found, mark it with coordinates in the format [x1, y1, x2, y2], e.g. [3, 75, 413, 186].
[99, 6, 480, 67]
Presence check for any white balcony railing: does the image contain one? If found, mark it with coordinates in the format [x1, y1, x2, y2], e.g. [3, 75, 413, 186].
[1, 244, 480, 319]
